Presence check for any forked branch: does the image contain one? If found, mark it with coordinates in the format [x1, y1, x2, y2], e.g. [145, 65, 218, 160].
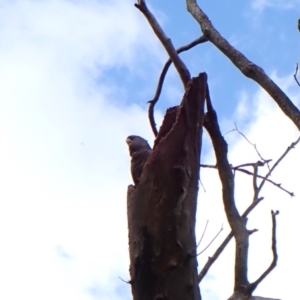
[293, 63, 300, 86]
[200, 163, 294, 197]
[186, 0, 300, 131]
[199, 135, 298, 283]
[247, 211, 279, 294]
[256, 136, 300, 197]
[135, 0, 190, 88]
[226, 123, 271, 167]
[204, 82, 250, 293]
[149, 35, 208, 136]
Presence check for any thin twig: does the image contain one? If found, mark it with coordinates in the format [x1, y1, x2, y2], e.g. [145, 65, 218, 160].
[293, 63, 300, 86]
[198, 196, 264, 283]
[196, 225, 223, 256]
[233, 162, 265, 169]
[118, 276, 131, 284]
[235, 168, 294, 197]
[148, 36, 208, 136]
[200, 163, 294, 197]
[204, 82, 250, 293]
[200, 178, 207, 193]
[257, 136, 300, 196]
[198, 230, 233, 282]
[200, 163, 217, 169]
[232, 123, 271, 167]
[252, 163, 258, 192]
[197, 220, 209, 247]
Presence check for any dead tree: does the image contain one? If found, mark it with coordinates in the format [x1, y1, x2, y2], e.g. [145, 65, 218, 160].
[126, 1, 300, 300]
[128, 74, 205, 300]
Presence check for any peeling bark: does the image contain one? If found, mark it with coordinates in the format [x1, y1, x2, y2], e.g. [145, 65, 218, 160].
[127, 73, 206, 300]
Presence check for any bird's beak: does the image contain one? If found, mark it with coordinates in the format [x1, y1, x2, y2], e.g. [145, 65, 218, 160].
[126, 137, 132, 145]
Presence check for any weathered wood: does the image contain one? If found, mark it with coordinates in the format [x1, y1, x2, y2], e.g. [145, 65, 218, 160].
[227, 292, 281, 300]
[127, 73, 206, 300]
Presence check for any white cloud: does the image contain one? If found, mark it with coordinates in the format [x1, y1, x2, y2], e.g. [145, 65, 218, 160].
[252, 0, 295, 12]
[0, 0, 163, 299]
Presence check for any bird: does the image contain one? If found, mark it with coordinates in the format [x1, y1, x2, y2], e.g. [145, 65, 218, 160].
[298, 19, 300, 31]
[126, 135, 152, 186]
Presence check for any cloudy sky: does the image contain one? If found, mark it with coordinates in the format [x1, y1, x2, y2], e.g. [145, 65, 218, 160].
[0, 1, 299, 300]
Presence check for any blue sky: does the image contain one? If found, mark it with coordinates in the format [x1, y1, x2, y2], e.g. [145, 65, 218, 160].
[0, 1, 300, 300]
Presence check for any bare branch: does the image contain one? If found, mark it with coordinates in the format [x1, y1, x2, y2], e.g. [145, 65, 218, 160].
[252, 162, 260, 196]
[196, 220, 209, 248]
[148, 36, 208, 136]
[203, 82, 250, 293]
[233, 162, 264, 170]
[198, 136, 299, 284]
[118, 276, 131, 284]
[189, 220, 208, 257]
[196, 225, 223, 256]
[200, 163, 217, 169]
[135, 0, 190, 89]
[257, 136, 300, 196]
[231, 123, 271, 166]
[293, 63, 300, 86]
[186, 0, 300, 131]
[200, 177, 207, 193]
[198, 196, 264, 283]
[248, 211, 279, 294]
[201, 162, 294, 197]
[198, 230, 233, 282]
[234, 168, 294, 197]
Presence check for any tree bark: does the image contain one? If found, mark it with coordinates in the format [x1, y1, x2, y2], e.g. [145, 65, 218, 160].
[127, 73, 206, 300]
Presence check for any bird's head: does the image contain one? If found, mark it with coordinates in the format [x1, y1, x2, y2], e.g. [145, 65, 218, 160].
[126, 135, 151, 155]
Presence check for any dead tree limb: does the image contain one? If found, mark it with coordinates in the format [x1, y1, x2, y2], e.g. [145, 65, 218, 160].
[127, 73, 206, 300]
[256, 136, 300, 198]
[198, 195, 265, 283]
[203, 83, 251, 294]
[293, 63, 300, 86]
[234, 167, 294, 197]
[135, 0, 190, 88]
[196, 220, 209, 248]
[248, 211, 279, 294]
[198, 135, 297, 283]
[149, 36, 208, 136]
[186, 0, 300, 131]
[200, 162, 294, 196]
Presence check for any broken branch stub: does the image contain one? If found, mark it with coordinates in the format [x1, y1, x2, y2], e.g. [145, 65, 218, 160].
[127, 73, 206, 300]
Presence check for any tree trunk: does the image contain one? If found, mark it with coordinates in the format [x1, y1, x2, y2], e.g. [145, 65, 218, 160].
[127, 73, 206, 300]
